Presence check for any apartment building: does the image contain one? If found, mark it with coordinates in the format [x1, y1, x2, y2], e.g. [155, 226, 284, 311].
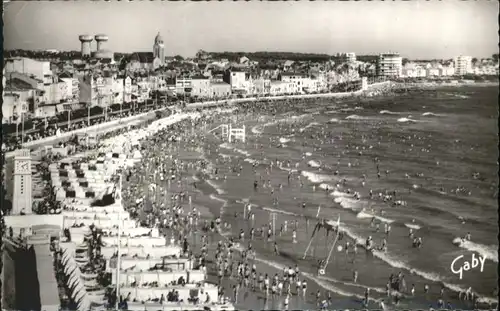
[79, 74, 115, 107]
[191, 76, 211, 98]
[2, 94, 29, 124]
[279, 72, 309, 94]
[454, 56, 472, 76]
[209, 82, 231, 99]
[376, 53, 403, 77]
[4, 57, 52, 81]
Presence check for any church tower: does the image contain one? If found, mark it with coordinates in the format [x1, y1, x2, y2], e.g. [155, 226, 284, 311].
[153, 32, 165, 65]
[12, 149, 33, 215]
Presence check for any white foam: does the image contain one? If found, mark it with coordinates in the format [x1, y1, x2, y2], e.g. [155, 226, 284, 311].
[279, 137, 291, 144]
[452, 237, 498, 263]
[328, 118, 340, 123]
[305, 152, 312, 157]
[345, 114, 368, 120]
[422, 112, 439, 116]
[243, 158, 257, 164]
[299, 122, 321, 132]
[262, 206, 299, 217]
[357, 211, 395, 224]
[206, 180, 225, 195]
[379, 110, 399, 115]
[301, 170, 335, 183]
[397, 117, 417, 123]
[404, 223, 421, 230]
[337, 223, 497, 303]
[220, 143, 251, 157]
[209, 194, 227, 205]
[307, 160, 321, 168]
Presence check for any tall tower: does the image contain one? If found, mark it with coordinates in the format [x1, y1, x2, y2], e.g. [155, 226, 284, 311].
[95, 34, 109, 52]
[79, 35, 93, 58]
[12, 149, 32, 215]
[153, 32, 165, 65]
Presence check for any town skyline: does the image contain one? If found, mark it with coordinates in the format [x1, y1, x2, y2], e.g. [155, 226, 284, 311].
[4, 1, 498, 59]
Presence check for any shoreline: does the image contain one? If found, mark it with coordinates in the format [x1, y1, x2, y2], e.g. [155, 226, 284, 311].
[6, 79, 497, 158]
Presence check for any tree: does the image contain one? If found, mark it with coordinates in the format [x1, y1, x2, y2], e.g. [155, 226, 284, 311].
[402, 58, 410, 66]
[472, 57, 478, 65]
[174, 55, 184, 61]
[492, 54, 499, 63]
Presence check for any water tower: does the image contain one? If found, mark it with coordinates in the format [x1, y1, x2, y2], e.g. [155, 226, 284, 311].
[79, 35, 93, 57]
[94, 34, 109, 52]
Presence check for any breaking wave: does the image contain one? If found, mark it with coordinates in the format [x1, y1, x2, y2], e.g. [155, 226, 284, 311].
[452, 237, 498, 263]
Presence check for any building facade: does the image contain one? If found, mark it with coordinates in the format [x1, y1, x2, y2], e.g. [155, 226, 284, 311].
[191, 76, 211, 98]
[4, 57, 52, 81]
[209, 82, 231, 99]
[376, 53, 403, 77]
[454, 56, 472, 76]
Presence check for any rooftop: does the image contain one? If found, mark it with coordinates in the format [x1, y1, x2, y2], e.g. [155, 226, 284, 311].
[130, 52, 156, 64]
[4, 78, 36, 91]
[33, 244, 61, 309]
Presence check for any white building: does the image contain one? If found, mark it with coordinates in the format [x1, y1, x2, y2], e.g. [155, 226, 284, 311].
[377, 53, 403, 77]
[270, 81, 293, 96]
[439, 66, 455, 76]
[454, 56, 472, 76]
[229, 70, 247, 91]
[4, 57, 52, 81]
[337, 52, 357, 63]
[280, 73, 309, 94]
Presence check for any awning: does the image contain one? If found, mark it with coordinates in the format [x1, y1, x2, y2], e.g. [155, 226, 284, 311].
[56, 103, 82, 113]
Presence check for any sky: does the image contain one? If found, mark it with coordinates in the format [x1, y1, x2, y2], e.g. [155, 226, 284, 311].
[3, 1, 498, 59]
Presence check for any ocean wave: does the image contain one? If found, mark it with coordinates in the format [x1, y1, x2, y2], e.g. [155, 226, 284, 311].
[279, 137, 291, 144]
[379, 110, 400, 115]
[299, 122, 321, 132]
[206, 180, 225, 195]
[356, 211, 395, 224]
[301, 170, 336, 184]
[317, 275, 386, 294]
[262, 206, 300, 217]
[219, 143, 251, 156]
[397, 117, 417, 123]
[338, 223, 497, 303]
[305, 152, 312, 157]
[422, 112, 440, 117]
[328, 118, 340, 123]
[307, 160, 321, 168]
[452, 238, 498, 263]
[345, 114, 369, 120]
[333, 196, 363, 211]
[325, 110, 338, 114]
[209, 194, 227, 204]
[404, 223, 421, 230]
[278, 165, 298, 173]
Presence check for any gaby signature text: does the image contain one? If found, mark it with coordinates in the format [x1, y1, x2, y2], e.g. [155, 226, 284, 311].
[450, 253, 486, 280]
